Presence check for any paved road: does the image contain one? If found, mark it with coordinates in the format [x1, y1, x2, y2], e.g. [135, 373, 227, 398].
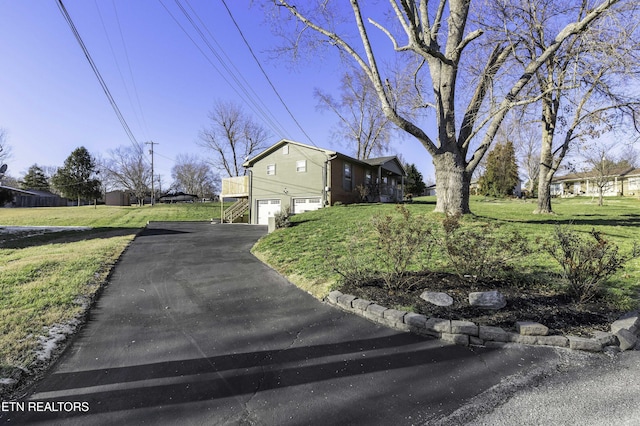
[454, 349, 640, 425]
[4, 222, 565, 425]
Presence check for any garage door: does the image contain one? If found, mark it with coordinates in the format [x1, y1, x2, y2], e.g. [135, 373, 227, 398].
[293, 197, 322, 214]
[257, 199, 281, 225]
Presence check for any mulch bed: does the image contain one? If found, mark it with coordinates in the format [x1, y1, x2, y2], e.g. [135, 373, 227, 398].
[338, 271, 623, 337]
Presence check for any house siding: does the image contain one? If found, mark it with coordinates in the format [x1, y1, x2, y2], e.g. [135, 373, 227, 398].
[249, 142, 328, 223]
[329, 157, 370, 204]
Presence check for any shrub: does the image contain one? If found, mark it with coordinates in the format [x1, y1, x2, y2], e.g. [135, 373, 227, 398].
[371, 205, 437, 290]
[441, 214, 531, 279]
[329, 233, 377, 288]
[274, 208, 291, 229]
[544, 226, 639, 303]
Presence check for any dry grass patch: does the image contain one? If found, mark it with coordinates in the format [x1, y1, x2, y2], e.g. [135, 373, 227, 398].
[0, 234, 134, 376]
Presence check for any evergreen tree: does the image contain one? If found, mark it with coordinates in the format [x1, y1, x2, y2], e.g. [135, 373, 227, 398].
[478, 141, 519, 197]
[404, 163, 426, 196]
[20, 165, 50, 191]
[51, 147, 102, 206]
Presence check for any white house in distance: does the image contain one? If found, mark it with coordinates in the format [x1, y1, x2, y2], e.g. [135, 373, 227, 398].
[550, 166, 640, 197]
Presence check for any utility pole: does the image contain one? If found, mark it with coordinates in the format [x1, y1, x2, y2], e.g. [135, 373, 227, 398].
[146, 141, 158, 205]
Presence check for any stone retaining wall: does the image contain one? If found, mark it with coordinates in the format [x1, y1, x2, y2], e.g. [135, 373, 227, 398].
[326, 290, 640, 353]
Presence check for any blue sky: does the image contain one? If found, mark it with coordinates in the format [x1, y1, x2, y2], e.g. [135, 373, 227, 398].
[0, 1, 435, 188]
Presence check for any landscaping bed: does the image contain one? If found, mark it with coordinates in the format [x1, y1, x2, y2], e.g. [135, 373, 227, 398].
[338, 271, 623, 337]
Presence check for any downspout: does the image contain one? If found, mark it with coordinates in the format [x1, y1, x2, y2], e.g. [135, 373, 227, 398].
[324, 155, 337, 207]
[248, 169, 253, 224]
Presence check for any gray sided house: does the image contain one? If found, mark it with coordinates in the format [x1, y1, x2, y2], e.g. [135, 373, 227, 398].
[220, 140, 406, 225]
[0, 186, 66, 207]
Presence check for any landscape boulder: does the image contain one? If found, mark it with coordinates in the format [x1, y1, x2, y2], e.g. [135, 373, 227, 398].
[420, 291, 454, 307]
[615, 329, 638, 351]
[469, 290, 506, 310]
[516, 321, 549, 336]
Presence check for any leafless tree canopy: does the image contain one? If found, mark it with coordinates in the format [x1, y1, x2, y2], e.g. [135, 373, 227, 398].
[102, 143, 151, 206]
[315, 65, 417, 160]
[268, 0, 626, 214]
[485, 0, 640, 213]
[170, 154, 220, 198]
[198, 101, 270, 177]
[0, 128, 11, 166]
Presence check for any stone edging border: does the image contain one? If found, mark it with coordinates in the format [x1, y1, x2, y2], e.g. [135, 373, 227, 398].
[325, 290, 640, 353]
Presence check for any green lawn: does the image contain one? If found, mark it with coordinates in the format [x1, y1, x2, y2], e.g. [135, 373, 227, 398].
[0, 203, 221, 227]
[0, 203, 221, 380]
[253, 196, 640, 301]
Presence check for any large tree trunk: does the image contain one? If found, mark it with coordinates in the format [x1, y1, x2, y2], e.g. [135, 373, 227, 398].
[535, 171, 554, 214]
[433, 151, 471, 215]
[534, 96, 557, 214]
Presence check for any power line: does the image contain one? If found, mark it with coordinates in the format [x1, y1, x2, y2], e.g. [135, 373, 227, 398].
[182, 0, 289, 138]
[56, 0, 140, 150]
[219, 0, 318, 147]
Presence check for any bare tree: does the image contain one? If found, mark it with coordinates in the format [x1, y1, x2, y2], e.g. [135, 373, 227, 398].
[491, 0, 640, 213]
[581, 143, 621, 206]
[198, 101, 270, 177]
[619, 143, 640, 168]
[170, 154, 220, 199]
[102, 143, 151, 206]
[0, 128, 11, 171]
[269, 0, 621, 214]
[315, 66, 403, 160]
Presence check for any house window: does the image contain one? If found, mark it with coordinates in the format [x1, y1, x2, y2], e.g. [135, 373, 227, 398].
[629, 177, 640, 191]
[283, 145, 289, 155]
[266, 164, 276, 175]
[296, 160, 306, 172]
[343, 162, 352, 191]
[365, 170, 372, 185]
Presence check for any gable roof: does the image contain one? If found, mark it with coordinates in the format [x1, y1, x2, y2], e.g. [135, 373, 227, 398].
[553, 166, 640, 182]
[243, 139, 336, 167]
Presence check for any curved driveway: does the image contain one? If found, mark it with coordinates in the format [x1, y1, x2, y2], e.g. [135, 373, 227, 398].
[5, 222, 564, 425]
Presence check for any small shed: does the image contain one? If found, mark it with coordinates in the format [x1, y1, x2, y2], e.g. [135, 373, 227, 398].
[105, 190, 130, 206]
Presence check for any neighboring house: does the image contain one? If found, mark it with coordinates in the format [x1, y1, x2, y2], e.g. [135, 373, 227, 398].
[158, 192, 199, 203]
[424, 184, 437, 196]
[0, 186, 66, 207]
[220, 139, 407, 225]
[551, 166, 640, 197]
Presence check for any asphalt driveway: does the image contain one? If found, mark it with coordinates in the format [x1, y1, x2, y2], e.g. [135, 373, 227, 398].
[4, 222, 563, 425]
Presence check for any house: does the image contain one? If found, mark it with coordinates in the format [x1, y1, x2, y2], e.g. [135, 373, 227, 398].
[220, 139, 407, 225]
[550, 166, 640, 197]
[0, 186, 66, 207]
[158, 192, 199, 203]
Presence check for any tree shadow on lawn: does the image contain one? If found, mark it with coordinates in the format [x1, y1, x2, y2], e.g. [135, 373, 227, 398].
[474, 213, 640, 229]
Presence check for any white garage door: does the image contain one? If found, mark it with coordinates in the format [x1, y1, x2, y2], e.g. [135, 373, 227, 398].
[293, 197, 322, 214]
[257, 199, 281, 225]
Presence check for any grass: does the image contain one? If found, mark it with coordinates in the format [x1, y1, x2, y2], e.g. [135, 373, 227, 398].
[0, 203, 221, 380]
[0, 203, 221, 227]
[252, 196, 640, 303]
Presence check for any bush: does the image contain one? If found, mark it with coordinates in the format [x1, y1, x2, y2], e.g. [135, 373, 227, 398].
[544, 226, 639, 303]
[331, 206, 437, 291]
[371, 205, 437, 290]
[274, 208, 291, 229]
[441, 214, 531, 279]
[329, 231, 377, 288]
